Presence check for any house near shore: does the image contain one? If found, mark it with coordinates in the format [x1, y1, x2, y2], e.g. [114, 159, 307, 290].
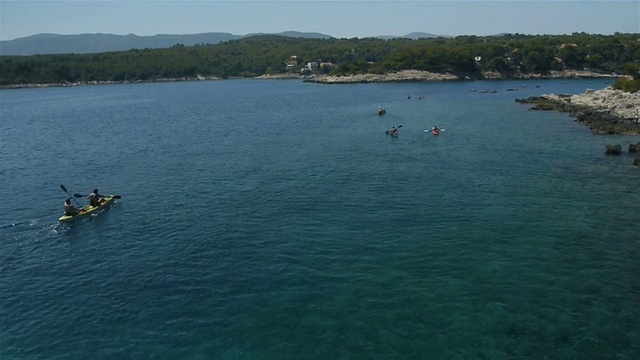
[301, 61, 319, 74]
[299, 60, 335, 74]
[285, 55, 298, 70]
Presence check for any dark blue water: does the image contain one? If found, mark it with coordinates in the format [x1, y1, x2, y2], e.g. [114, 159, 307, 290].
[1, 79, 638, 359]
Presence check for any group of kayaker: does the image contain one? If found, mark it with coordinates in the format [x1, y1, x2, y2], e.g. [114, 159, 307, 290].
[386, 125, 440, 136]
[63, 189, 104, 215]
[378, 105, 440, 137]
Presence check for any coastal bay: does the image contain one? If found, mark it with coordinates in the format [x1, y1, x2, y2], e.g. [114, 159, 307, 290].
[1, 79, 639, 359]
[3, 66, 638, 138]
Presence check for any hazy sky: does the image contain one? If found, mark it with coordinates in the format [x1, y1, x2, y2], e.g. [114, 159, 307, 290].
[1, 0, 638, 41]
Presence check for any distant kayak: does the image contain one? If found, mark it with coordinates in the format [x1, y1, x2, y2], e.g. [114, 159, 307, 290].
[424, 127, 444, 136]
[58, 195, 119, 222]
[386, 125, 401, 137]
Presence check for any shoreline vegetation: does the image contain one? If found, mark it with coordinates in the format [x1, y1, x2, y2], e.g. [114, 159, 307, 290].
[1, 69, 621, 89]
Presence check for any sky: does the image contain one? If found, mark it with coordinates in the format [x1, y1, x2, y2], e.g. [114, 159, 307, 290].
[0, 0, 638, 41]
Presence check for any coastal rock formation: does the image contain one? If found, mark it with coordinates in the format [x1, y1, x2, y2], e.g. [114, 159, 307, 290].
[303, 69, 619, 83]
[304, 70, 459, 84]
[254, 73, 310, 80]
[516, 87, 640, 135]
[544, 70, 620, 79]
[480, 70, 620, 80]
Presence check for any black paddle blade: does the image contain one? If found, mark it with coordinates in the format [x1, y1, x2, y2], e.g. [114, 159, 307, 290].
[60, 184, 68, 192]
[74, 193, 121, 199]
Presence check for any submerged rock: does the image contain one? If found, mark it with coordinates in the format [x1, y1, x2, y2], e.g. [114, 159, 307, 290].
[605, 144, 622, 155]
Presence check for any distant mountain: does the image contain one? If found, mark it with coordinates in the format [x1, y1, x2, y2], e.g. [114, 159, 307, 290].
[375, 32, 447, 40]
[246, 31, 333, 39]
[0, 31, 335, 56]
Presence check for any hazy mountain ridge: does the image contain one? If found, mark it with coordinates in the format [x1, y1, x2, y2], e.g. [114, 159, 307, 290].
[0, 31, 447, 56]
[376, 32, 446, 40]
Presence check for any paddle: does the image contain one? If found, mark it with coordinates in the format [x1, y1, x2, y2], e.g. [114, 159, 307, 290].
[386, 124, 402, 135]
[424, 128, 445, 133]
[74, 193, 121, 199]
[60, 184, 82, 206]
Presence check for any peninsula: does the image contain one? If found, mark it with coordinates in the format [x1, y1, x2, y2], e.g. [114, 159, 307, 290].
[516, 87, 640, 135]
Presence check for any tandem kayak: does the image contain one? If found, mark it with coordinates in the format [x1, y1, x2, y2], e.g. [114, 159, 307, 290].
[58, 195, 120, 222]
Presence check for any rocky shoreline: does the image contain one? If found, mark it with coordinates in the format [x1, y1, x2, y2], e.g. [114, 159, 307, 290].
[302, 70, 459, 84]
[515, 87, 640, 135]
[0, 69, 621, 89]
[303, 69, 620, 84]
[4, 68, 631, 96]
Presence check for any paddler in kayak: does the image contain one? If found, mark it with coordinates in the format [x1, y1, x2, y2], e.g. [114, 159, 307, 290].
[389, 126, 398, 136]
[64, 198, 80, 216]
[87, 189, 104, 207]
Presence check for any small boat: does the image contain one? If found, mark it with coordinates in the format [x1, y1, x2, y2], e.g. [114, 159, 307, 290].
[378, 107, 386, 115]
[58, 195, 120, 222]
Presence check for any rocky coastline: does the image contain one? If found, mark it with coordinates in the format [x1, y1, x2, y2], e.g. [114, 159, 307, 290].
[303, 70, 459, 84]
[0, 69, 621, 89]
[303, 69, 620, 84]
[515, 87, 640, 135]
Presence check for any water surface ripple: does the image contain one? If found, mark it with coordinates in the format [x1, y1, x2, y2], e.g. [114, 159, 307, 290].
[1, 79, 638, 359]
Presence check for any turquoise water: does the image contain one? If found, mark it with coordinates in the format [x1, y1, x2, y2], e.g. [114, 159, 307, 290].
[1, 79, 638, 359]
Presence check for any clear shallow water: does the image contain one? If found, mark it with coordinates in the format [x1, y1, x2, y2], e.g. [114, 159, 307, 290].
[1, 79, 638, 359]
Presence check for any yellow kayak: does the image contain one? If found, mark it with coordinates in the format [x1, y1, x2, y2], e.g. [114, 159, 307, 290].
[58, 195, 120, 222]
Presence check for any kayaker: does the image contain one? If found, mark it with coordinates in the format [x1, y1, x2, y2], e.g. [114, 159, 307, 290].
[433, 126, 439, 132]
[87, 189, 103, 207]
[64, 198, 80, 215]
[389, 126, 398, 136]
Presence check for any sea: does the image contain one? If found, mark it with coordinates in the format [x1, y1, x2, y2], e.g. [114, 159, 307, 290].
[1, 78, 638, 360]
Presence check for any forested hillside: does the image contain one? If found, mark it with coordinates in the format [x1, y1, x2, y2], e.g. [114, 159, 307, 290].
[0, 33, 638, 88]
[0, 31, 333, 56]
